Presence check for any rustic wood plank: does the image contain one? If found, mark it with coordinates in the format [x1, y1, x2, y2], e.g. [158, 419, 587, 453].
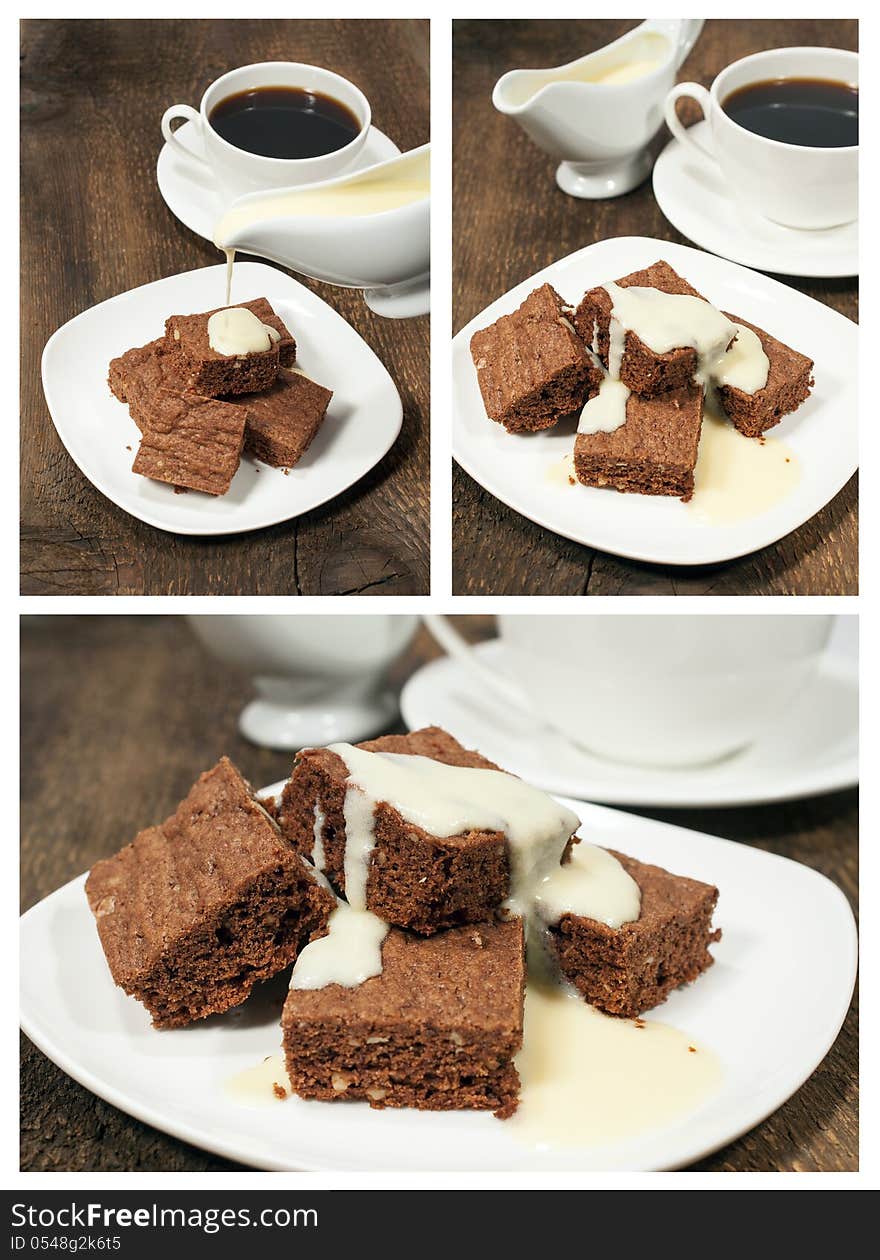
[20, 616, 857, 1171]
[453, 19, 858, 596]
[21, 19, 430, 596]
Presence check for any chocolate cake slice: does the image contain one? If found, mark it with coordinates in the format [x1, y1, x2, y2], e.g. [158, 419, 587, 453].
[109, 339, 178, 413]
[573, 261, 729, 398]
[130, 390, 248, 495]
[278, 726, 521, 935]
[574, 381, 704, 500]
[549, 849, 721, 1017]
[283, 918, 525, 1116]
[86, 757, 334, 1028]
[716, 312, 814, 438]
[164, 297, 296, 397]
[470, 283, 599, 432]
[239, 368, 333, 468]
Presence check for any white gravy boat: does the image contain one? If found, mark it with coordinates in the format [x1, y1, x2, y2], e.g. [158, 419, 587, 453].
[214, 145, 430, 318]
[493, 19, 703, 199]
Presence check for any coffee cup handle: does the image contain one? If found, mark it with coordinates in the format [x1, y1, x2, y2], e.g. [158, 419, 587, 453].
[664, 83, 716, 162]
[423, 616, 532, 711]
[161, 104, 210, 170]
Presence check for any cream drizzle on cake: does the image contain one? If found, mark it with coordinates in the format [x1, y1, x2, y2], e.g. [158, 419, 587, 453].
[713, 322, 771, 393]
[226, 982, 723, 1144]
[289, 799, 387, 992]
[327, 743, 583, 914]
[576, 288, 770, 439]
[289, 744, 640, 992]
[238, 764, 724, 1146]
[290, 902, 388, 991]
[604, 283, 740, 387]
[535, 842, 641, 928]
[311, 801, 326, 873]
[224, 248, 235, 306]
[577, 375, 632, 435]
[206, 306, 282, 356]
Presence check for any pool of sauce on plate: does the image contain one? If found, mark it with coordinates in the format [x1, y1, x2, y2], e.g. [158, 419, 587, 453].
[687, 399, 801, 525]
[224, 991, 722, 1150]
[544, 452, 577, 487]
[225, 1055, 291, 1106]
[508, 979, 722, 1148]
[544, 397, 799, 522]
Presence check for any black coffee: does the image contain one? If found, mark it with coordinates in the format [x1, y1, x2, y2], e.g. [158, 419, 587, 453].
[721, 77, 858, 148]
[209, 85, 361, 159]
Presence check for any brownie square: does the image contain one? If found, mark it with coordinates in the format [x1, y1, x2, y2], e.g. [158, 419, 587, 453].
[573, 261, 729, 398]
[574, 381, 704, 500]
[470, 283, 599, 433]
[108, 340, 197, 433]
[278, 726, 524, 935]
[85, 757, 335, 1028]
[109, 338, 170, 406]
[283, 918, 525, 1115]
[131, 391, 247, 495]
[164, 297, 296, 397]
[550, 849, 720, 1018]
[239, 368, 333, 468]
[716, 312, 814, 439]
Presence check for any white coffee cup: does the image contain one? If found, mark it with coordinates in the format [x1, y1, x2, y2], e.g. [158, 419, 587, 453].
[664, 46, 857, 229]
[162, 62, 371, 198]
[426, 614, 832, 769]
[188, 614, 418, 750]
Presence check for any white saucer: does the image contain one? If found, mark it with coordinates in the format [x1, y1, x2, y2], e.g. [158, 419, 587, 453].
[653, 122, 858, 279]
[400, 635, 857, 809]
[20, 791, 857, 1171]
[41, 263, 402, 536]
[157, 122, 401, 244]
[453, 236, 858, 567]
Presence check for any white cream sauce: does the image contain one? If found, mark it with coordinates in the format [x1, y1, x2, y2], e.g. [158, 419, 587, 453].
[577, 375, 631, 435]
[224, 1055, 291, 1107]
[715, 323, 771, 394]
[510, 980, 722, 1148]
[688, 396, 800, 524]
[206, 306, 281, 356]
[535, 842, 640, 928]
[290, 902, 388, 991]
[604, 283, 738, 387]
[324, 744, 583, 916]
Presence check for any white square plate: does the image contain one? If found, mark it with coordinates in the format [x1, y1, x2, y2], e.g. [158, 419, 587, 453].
[20, 788, 857, 1172]
[41, 264, 403, 536]
[453, 237, 858, 566]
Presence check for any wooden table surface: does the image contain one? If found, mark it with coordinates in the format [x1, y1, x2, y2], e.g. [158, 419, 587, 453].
[20, 615, 857, 1172]
[452, 19, 859, 596]
[20, 19, 430, 596]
